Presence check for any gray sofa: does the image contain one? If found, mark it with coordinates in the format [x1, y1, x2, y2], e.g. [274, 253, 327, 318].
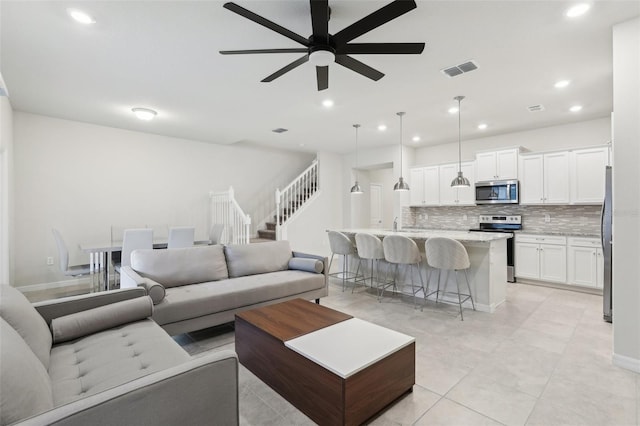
[0, 285, 238, 426]
[120, 240, 328, 335]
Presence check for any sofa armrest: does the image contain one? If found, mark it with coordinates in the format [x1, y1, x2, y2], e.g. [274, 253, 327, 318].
[120, 266, 166, 304]
[119, 265, 145, 289]
[33, 288, 146, 326]
[292, 252, 329, 275]
[16, 350, 239, 426]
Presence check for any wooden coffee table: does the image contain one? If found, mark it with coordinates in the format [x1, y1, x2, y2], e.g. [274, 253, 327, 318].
[235, 299, 415, 425]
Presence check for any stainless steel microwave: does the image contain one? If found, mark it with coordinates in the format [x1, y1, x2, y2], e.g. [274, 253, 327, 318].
[475, 180, 519, 204]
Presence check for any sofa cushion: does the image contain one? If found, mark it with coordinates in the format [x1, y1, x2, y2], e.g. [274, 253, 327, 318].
[131, 245, 229, 288]
[51, 297, 154, 344]
[152, 270, 325, 325]
[0, 285, 52, 369]
[224, 240, 292, 278]
[0, 318, 54, 425]
[49, 319, 189, 407]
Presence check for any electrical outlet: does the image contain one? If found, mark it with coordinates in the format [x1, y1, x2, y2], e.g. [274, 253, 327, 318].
[46, 257, 54, 266]
[544, 214, 551, 223]
[463, 214, 468, 221]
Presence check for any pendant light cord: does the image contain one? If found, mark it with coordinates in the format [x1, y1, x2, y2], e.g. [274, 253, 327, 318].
[354, 124, 360, 181]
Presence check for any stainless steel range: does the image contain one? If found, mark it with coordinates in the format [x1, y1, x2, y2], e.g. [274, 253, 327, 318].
[469, 215, 522, 282]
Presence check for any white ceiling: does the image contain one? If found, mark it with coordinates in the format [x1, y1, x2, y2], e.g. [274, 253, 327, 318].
[1, 1, 638, 154]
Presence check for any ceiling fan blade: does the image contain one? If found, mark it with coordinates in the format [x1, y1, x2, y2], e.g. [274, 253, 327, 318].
[310, 0, 329, 43]
[220, 48, 308, 55]
[261, 55, 309, 82]
[223, 2, 310, 47]
[335, 55, 384, 81]
[316, 66, 329, 91]
[332, 0, 417, 46]
[339, 42, 425, 55]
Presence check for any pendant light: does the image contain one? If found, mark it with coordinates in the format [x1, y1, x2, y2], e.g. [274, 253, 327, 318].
[393, 112, 410, 191]
[350, 124, 363, 194]
[451, 96, 471, 188]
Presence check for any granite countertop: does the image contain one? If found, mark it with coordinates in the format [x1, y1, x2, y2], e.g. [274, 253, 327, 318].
[336, 228, 512, 243]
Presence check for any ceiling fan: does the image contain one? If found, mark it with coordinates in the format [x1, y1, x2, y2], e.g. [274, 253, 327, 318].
[219, 0, 425, 91]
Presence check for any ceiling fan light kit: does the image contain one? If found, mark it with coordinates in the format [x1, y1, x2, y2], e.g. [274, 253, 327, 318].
[220, 0, 425, 91]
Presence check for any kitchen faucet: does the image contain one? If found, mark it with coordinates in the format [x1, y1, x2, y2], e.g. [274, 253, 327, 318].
[393, 217, 398, 232]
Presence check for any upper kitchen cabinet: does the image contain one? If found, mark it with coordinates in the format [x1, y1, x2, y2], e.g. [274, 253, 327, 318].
[439, 162, 475, 205]
[519, 152, 570, 204]
[409, 166, 439, 206]
[475, 148, 519, 181]
[569, 146, 610, 204]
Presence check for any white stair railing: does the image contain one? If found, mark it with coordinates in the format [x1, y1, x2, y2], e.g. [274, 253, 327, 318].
[275, 159, 319, 239]
[209, 186, 251, 244]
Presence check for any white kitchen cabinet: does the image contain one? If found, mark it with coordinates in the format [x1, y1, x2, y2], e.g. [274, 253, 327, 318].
[570, 147, 610, 204]
[475, 148, 519, 181]
[439, 162, 475, 205]
[567, 237, 604, 288]
[515, 234, 567, 283]
[519, 152, 569, 204]
[409, 166, 439, 206]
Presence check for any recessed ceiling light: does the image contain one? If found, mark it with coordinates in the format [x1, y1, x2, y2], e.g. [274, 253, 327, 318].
[412, 136, 420, 142]
[448, 106, 459, 114]
[569, 105, 583, 112]
[132, 107, 157, 121]
[68, 9, 95, 24]
[554, 80, 571, 89]
[322, 99, 334, 108]
[378, 124, 387, 131]
[478, 123, 488, 130]
[566, 3, 591, 18]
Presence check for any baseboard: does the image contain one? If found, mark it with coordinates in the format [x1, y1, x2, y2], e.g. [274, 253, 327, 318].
[612, 352, 640, 373]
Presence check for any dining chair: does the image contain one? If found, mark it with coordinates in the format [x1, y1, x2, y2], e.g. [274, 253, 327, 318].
[327, 231, 362, 292]
[355, 233, 386, 293]
[425, 237, 476, 320]
[113, 228, 153, 284]
[168, 226, 195, 249]
[209, 223, 225, 245]
[51, 228, 92, 278]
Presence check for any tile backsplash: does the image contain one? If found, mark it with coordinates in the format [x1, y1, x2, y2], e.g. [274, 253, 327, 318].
[403, 204, 602, 236]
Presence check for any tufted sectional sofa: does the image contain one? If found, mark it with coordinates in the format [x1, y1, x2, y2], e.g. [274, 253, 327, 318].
[120, 240, 329, 335]
[0, 285, 238, 426]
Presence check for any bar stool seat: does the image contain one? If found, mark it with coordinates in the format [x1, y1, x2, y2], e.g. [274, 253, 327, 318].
[381, 235, 426, 309]
[425, 237, 476, 320]
[327, 231, 361, 292]
[355, 233, 386, 294]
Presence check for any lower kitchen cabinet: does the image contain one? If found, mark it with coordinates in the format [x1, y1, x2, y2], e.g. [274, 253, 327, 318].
[567, 237, 604, 288]
[515, 234, 567, 283]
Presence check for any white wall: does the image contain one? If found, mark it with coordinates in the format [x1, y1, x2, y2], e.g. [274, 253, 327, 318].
[414, 117, 611, 166]
[0, 77, 14, 285]
[285, 151, 344, 258]
[612, 17, 640, 373]
[13, 112, 314, 287]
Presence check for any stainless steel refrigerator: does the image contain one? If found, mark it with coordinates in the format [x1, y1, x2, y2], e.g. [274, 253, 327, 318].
[602, 166, 613, 323]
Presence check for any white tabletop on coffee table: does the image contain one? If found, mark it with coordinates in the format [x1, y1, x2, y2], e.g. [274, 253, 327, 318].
[284, 318, 415, 379]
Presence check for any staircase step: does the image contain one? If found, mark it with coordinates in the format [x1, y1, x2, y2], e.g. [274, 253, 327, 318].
[266, 222, 276, 231]
[257, 229, 276, 240]
[250, 237, 274, 244]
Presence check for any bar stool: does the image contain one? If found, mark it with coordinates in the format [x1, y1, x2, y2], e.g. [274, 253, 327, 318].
[381, 235, 426, 309]
[327, 231, 361, 292]
[425, 237, 476, 320]
[355, 233, 386, 293]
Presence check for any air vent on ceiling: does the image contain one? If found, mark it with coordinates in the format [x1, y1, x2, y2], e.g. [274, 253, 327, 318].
[441, 60, 479, 78]
[527, 104, 545, 112]
[272, 128, 288, 133]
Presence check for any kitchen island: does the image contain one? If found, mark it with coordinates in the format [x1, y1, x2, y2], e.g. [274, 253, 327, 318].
[334, 229, 512, 313]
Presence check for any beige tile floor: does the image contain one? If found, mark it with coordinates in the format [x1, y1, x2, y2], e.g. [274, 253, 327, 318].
[177, 278, 638, 426]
